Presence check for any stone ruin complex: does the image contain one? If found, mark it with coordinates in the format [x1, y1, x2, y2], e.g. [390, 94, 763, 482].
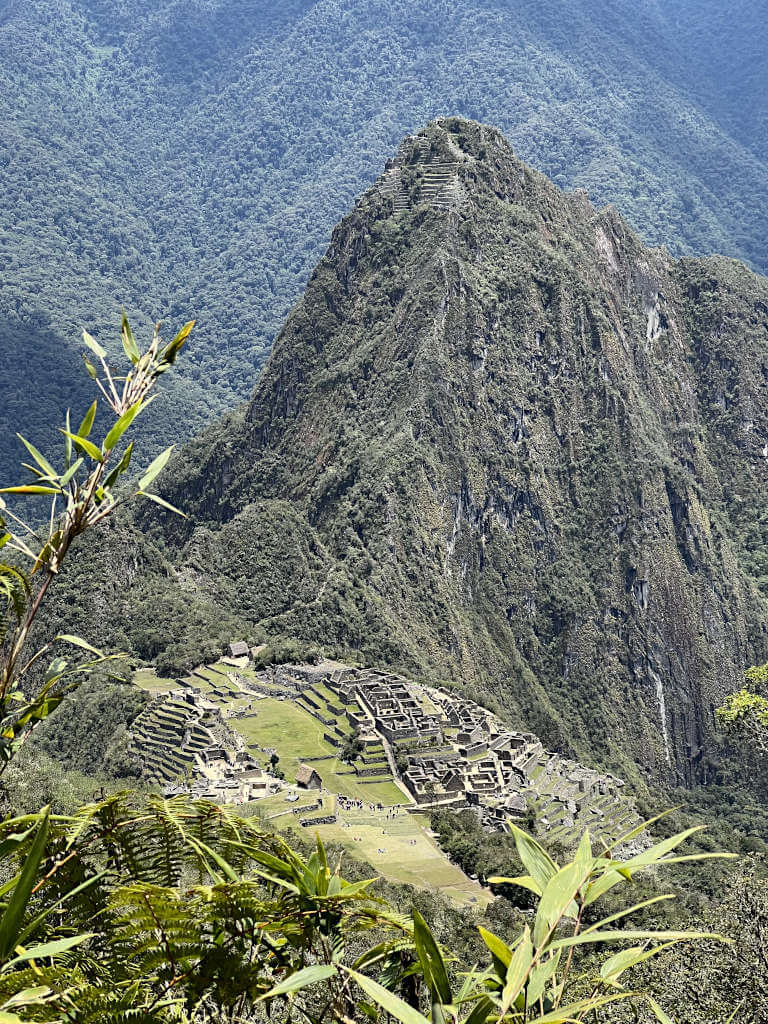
[128, 656, 638, 845]
[379, 132, 467, 215]
[127, 668, 270, 804]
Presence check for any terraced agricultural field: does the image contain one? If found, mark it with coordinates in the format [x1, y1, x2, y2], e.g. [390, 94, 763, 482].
[232, 699, 336, 765]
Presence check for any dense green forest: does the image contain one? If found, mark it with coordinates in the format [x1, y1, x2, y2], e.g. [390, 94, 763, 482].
[2, 0, 767, 485]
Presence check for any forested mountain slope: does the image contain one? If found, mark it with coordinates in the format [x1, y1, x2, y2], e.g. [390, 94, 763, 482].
[58, 119, 768, 792]
[2, 0, 767, 486]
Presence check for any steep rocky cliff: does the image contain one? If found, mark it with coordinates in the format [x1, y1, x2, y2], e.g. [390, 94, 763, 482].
[121, 119, 768, 787]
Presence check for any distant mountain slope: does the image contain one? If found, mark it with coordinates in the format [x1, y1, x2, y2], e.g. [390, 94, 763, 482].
[59, 120, 768, 791]
[2, 0, 767, 488]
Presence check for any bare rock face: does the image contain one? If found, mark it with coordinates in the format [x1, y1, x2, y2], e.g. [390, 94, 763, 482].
[148, 119, 768, 787]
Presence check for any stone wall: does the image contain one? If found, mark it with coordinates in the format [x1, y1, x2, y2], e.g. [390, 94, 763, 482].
[300, 814, 337, 827]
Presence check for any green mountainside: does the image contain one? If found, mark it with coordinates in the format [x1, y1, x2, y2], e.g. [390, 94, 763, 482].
[3, 0, 768, 487]
[55, 120, 768, 793]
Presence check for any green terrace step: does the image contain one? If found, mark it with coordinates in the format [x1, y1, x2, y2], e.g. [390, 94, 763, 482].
[184, 739, 209, 752]
[134, 726, 186, 748]
[151, 706, 192, 726]
[136, 739, 196, 768]
[155, 746, 195, 768]
[132, 730, 181, 752]
[137, 714, 188, 735]
[141, 752, 179, 779]
[185, 728, 210, 742]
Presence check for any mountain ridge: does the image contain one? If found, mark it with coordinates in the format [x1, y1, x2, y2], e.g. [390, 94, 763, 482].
[3, 0, 768, 490]
[55, 117, 765, 793]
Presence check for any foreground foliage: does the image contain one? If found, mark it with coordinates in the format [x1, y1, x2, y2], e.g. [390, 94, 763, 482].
[0, 795, 731, 1022]
[0, 315, 191, 782]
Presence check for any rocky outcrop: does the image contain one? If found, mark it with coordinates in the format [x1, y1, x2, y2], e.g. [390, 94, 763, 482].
[135, 119, 768, 787]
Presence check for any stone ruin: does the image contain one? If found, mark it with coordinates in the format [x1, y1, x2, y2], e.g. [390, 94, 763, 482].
[129, 654, 639, 844]
[127, 679, 271, 805]
[256, 661, 638, 844]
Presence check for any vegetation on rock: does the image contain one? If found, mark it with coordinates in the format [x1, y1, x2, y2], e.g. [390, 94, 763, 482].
[3, 0, 768, 487]
[0, 317, 742, 1023]
[55, 119, 768, 796]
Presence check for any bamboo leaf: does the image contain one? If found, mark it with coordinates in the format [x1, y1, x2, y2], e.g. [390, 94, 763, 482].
[77, 400, 97, 439]
[162, 320, 195, 363]
[509, 824, 558, 893]
[413, 909, 452, 1005]
[63, 411, 72, 467]
[342, 968, 431, 1024]
[463, 995, 496, 1024]
[15, 436, 55, 479]
[581, 894, 677, 933]
[121, 312, 140, 364]
[533, 861, 582, 948]
[527, 949, 561, 1006]
[138, 446, 175, 491]
[4, 933, 93, 969]
[550, 928, 731, 952]
[81, 329, 106, 360]
[500, 924, 533, 1013]
[185, 835, 239, 883]
[0, 486, 60, 496]
[259, 964, 336, 1000]
[647, 996, 676, 1024]
[478, 926, 515, 974]
[620, 828, 705, 872]
[0, 809, 50, 959]
[600, 942, 677, 981]
[55, 635, 103, 657]
[43, 657, 67, 684]
[102, 401, 145, 454]
[1, 986, 53, 1010]
[487, 873, 542, 896]
[534, 993, 635, 1022]
[59, 458, 83, 488]
[17, 871, 105, 948]
[59, 430, 103, 463]
[103, 442, 134, 489]
[138, 491, 186, 517]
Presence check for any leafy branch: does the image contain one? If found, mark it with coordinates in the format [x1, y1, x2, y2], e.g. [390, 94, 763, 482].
[0, 314, 193, 774]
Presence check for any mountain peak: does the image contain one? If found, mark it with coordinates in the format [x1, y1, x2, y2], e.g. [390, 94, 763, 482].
[366, 116, 580, 222]
[131, 124, 768, 789]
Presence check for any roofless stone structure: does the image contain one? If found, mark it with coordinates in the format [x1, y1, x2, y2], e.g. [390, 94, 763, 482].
[128, 659, 637, 844]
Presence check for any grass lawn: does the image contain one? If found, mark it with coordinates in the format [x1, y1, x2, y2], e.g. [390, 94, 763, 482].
[320, 764, 401, 805]
[231, 699, 336, 779]
[133, 669, 175, 694]
[309, 682, 340, 703]
[417, 691, 439, 716]
[195, 665, 231, 684]
[246, 792, 324, 820]
[230, 700, 402, 803]
[310, 808, 491, 907]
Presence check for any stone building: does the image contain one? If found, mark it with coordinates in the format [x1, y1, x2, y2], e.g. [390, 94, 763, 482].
[296, 764, 323, 790]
